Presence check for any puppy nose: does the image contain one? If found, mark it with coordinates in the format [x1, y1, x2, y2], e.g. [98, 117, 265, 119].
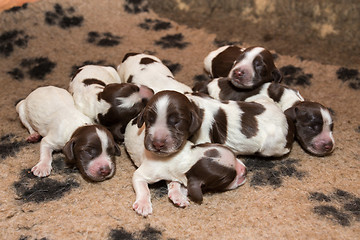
[152, 139, 165, 150]
[98, 165, 111, 177]
[233, 69, 245, 78]
[323, 141, 334, 152]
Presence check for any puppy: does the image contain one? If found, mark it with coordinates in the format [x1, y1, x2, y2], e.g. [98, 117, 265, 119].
[203, 45, 282, 89]
[69, 65, 154, 142]
[137, 90, 293, 157]
[16, 86, 120, 181]
[193, 78, 335, 156]
[117, 52, 192, 93]
[124, 119, 247, 217]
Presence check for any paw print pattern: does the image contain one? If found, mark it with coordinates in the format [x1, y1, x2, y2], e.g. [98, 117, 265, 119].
[280, 65, 312, 86]
[109, 225, 162, 240]
[139, 18, 172, 31]
[87, 32, 122, 47]
[0, 134, 28, 160]
[124, 0, 149, 14]
[194, 74, 211, 82]
[155, 33, 190, 49]
[149, 180, 168, 199]
[243, 157, 305, 188]
[309, 189, 360, 226]
[214, 38, 243, 48]
[0, 30, 30, 57]
[14, 155, 80, 203]
[8, 57, 56, 80]
[162, 59, 182, 75]
[336, 67, 360, 90]
[45, 4, 84, 29]
[70, 60, 110, 77]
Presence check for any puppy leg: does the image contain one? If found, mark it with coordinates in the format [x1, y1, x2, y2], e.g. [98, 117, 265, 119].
[31, 137, 53, 177]
[167, 181, 189, 208]
[132, 168, 152, 217]
[16, 101, 41, 143]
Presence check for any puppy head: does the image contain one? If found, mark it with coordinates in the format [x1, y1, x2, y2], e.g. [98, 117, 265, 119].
[285, 101, 335, 156]
[228, 47, 281, 89]
[63, 125, 121, 182]
[137, 90, 202, 156]
[98, 83, 154, 142]
[186, 143, 247, 203]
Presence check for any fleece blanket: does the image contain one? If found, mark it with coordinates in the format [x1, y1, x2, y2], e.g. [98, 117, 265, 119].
[0, 0, 359, 239]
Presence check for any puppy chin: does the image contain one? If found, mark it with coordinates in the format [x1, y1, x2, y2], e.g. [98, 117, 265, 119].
[230, 78, 253, 89]
[303, 144, 334, 157]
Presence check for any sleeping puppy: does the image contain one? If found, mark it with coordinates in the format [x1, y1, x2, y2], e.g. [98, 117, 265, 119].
[203, 45, 282, 89]
[193, 78, 335, 156]
[16, 86, 120, 181]
[117, 52, 192, 93]
[124, 119, 247, 217]
[137, 90, 293, 157]
[69, 65, 154, 142]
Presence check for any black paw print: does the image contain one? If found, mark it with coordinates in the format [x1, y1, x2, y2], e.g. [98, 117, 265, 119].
[155, 33, 190, 49]
[14, 155, 79, 203]
[139, 18, 172, 31]
[87, 32, 122, 47]
[0, 134, 28, 160]
[214, 39, 243, 48]
[124, 0, 149, 14]
[70, 60, 111, 77]
[110, 225, 162, 240]
[149, 180, 168, 199]
[280, 65, 312, 86]
[194, 74, 211, 82]
[8, 57, 56, 81]
[0, 30, 30, 57]
[243, 157, 306, 188]
[309, 189, 360, 226]
[336, 67, 360, 90]
[162, 59, 182, 75]
[45, 3, 84, 29]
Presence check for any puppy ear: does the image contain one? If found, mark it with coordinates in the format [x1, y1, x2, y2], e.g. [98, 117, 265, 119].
[63, 138, 76, 163]
[187, 177, 203, 203]
[272, 68, 282, 83]
[189, 102, 202, 136]
[137, 109, 146, 128]
[284, 105, 300, 123]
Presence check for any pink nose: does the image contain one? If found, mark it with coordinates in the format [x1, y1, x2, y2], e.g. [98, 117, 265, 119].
[233, 69, 245, 79]
[323, 141, 334, 152]
[152, 139, 166, 150]
[98, 165, 111, 177]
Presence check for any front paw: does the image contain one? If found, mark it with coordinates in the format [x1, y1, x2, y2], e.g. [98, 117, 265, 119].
[133, 199, 152, 217]
[31, 162, 52, 177]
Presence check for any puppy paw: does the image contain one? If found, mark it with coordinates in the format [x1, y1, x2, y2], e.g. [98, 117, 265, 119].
[133, 199, 152, 217]
[169, 192, 190, 208]
[26, 132, 41, 143]
[31, 162, 52, 177]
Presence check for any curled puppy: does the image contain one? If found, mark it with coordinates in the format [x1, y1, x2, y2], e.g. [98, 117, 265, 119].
[16, 86, 120, 181]
[203, 45, 282, 89]
[138, 90, 293, 157]
[193, 78, 335, 156]
[69, 65, 154, 142]
[124, 119, 247, 217]
[117, 52, 192, 93]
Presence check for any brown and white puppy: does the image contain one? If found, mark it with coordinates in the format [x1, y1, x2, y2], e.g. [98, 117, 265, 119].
[137, 90, 293, 157]
[193, 78, 335, 156]
[203, 45, 282, 89]
[124, 119, 247, 217]
[16, 86, 120, 181]
[117, 52, 192, 93]
[69, 65, 154, 142]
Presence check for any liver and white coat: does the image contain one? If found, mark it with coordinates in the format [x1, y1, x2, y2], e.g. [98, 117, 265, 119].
[137, 90, 293, 158]
[124, 119, 247, 217]
[16, 86, 120, 181]
[193, 78, 335, 156]
[69, 65, 154, 142]
[203, 45, 282, 89]
[117, 53, 192, 93]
